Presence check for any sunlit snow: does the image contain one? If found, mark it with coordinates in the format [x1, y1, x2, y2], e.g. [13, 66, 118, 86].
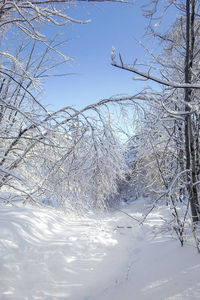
[0, 200, 200, 299]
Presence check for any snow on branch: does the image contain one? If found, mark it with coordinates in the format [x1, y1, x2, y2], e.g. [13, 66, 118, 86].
[112, 54, 200, 89]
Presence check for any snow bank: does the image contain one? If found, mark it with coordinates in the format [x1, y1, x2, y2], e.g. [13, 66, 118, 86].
[0, 201, 200, 299]
[0, 206, 132, 299]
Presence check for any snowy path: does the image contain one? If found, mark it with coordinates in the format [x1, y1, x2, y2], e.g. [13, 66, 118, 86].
[0, 200, 200, 299]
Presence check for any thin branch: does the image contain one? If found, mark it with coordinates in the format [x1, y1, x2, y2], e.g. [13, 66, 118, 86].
[112, 60, 200, 89]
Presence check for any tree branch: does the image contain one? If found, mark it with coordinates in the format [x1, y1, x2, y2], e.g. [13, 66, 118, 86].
[112, 61, 200, 89]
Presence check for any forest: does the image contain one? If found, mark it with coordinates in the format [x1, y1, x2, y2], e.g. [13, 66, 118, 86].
[0, 1, 200, 299]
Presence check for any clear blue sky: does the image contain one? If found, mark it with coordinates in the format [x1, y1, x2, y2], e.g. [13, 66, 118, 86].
[43, 1, 174, 110]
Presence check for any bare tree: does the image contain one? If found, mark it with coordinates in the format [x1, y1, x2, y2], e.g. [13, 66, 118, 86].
[0, 0, 130, 210]
[112, 0, 200, 222]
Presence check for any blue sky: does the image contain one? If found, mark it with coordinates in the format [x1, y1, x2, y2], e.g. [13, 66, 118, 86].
[43, 1, 174, 111]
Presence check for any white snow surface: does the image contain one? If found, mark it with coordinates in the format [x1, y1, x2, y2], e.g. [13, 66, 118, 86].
[0, 199, 200, 300]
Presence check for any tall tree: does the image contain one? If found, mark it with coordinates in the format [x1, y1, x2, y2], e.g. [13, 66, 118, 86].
[112, 0, 200, 223]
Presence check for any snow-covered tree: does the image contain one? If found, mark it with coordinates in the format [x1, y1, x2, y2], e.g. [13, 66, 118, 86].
[0, 0, 129, 211]
[111, 0, 200, 248]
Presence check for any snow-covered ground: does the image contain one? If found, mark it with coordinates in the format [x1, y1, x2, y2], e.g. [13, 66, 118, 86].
[0, 199, 200, 300]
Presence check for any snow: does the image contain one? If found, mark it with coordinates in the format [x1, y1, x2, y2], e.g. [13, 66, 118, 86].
[0, 200, 200, 300]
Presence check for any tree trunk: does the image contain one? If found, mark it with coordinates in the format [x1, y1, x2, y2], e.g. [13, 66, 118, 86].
[184, 0, 199, 222]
